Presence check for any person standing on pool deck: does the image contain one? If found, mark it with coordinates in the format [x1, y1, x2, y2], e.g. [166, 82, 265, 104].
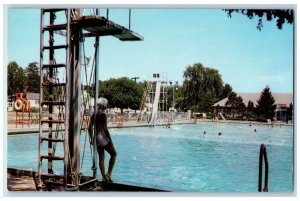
[89, 97, 117, 183]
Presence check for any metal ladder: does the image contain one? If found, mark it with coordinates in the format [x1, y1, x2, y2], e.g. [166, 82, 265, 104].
[258, 144, 269, 192]
[38, 8, 71, 190]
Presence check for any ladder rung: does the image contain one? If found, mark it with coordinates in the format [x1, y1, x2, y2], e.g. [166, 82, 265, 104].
[43, 45, 68, 50]
[42, 9, 67, 13]
[41, 120, 65, 124]
[41, 173, 63, 178]
[42, 64, 66, 69]
[43, 24, 67, 31]
[42, 83, 66, 87]
[41, 155, 64, 160]
[42, 101, 65, 106]
[41, 137, 65, 142]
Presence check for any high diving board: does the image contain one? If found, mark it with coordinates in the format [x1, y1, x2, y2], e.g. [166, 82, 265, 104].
[72, 15, 144, 41]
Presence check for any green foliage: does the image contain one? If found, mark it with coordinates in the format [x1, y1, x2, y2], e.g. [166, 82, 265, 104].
[255, 85, 276, 120]
[99, 77, 144, 112]
[224, 9, 294, 30]
[220, 83, 233, 99]
[245, 100, 255, 117]
[7, 61, 40, 100]
[7, 61, 27, 100]
[25, 62, 40, 93]
[182, 63, 226, 112]
[174, 85, 185, 111]
[247, 100, 254, 108]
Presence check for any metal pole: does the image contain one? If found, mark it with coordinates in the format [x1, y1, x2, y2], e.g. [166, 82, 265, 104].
[173, 84, 175, 109]
[48, 11, 55, 174]
[38, 9, 44, 189]
[68, 8, 82, 187]
[92, 8, 100, 183]
[64, 8, 71, 189]
[129, 9, 131, 30]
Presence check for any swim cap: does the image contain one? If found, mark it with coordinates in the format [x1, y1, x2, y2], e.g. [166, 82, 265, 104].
[97, 97, 108, 109]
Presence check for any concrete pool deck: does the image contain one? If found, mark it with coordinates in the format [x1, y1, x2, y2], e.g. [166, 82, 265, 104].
[6, 168, 168, 192]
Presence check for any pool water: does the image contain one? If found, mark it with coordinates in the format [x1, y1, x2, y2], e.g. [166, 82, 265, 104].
[7, 122, 293, 192]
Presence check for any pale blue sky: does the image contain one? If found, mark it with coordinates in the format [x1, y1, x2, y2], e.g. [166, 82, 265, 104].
[6, 8, 294, 93]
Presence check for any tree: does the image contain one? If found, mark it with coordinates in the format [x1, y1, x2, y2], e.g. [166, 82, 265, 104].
[25, 62, 40, 93]
[220, 83, 233, 99]
[225, 92, 245, 118]
[99, 77, 144, 113]
[224, 9, 294, 30]
[174, 85, 185, 111]
[246, 100, 255, 117]
[7, 61, 27, 100]
[182, 63, 225, 112]
[255, 86, 276, 120]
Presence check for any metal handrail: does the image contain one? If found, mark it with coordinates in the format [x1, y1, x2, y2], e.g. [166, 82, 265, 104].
[258, 144, 269, 192]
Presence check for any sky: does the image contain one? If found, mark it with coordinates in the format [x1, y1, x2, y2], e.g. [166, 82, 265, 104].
[5, 7, 294, 93]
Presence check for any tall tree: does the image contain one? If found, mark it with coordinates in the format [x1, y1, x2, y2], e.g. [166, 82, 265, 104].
[7, 61, 27, 100]
[182, 63, 224, 112]
[25, 62, 40, 93]
[224, 9, 294, 30]
[255, 86, 276, 120]
[99, 77, 144, 113]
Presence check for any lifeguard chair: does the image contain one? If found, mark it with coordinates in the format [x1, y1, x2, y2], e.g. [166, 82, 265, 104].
[15, 92, 31, 127]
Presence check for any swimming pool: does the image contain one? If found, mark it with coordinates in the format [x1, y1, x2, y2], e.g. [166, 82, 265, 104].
[7, 122, 293, 192]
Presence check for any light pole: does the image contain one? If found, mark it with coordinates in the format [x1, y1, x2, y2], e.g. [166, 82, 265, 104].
[131, 77, 139, 83]
[169, 81, 177, 110]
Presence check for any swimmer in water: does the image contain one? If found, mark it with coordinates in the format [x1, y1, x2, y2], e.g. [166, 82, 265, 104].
[203, 131, 206, 136]
[218, 132, 222, 136]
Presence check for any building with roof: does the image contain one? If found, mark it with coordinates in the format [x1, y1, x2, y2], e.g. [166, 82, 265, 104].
[213, 92, 293, 121]
[27, 92, 40, 108]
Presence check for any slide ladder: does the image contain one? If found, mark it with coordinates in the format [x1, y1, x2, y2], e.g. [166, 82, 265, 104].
[137, 82, 152, 122]
[149, 81, 161, 126]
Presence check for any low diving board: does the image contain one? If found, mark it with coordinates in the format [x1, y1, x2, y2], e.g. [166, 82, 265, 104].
[73, 15, 143, 41]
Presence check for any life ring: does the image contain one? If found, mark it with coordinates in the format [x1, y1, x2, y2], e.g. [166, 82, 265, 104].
[14, 99, 23, 110]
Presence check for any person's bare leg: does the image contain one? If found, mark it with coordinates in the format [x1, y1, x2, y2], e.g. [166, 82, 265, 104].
[98, 148, 107, 182]
[105, 144, 117, 180]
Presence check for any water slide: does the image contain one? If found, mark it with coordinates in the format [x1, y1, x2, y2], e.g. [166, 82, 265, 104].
[149, 81, 161, 126]
[219, 112, 227, 122]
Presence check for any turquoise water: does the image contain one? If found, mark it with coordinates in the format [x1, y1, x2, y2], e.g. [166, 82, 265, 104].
[7, 122, 293, 192]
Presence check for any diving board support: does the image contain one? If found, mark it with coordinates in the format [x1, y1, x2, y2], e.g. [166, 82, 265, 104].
[149, 81, 161, 126]
[38, 8, 143, 191]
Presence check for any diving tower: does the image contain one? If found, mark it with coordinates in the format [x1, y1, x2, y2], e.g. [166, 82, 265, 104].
[38, 8, 143, 191]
